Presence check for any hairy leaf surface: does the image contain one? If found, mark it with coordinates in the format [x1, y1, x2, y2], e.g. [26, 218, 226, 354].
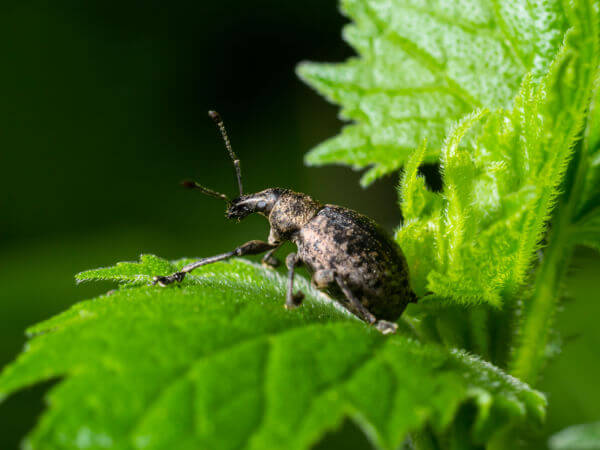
[396, 1, 599, 305]
[298, 0, 567, 185]
[573, 79, 600, 253]
[0, 256, 545, 449]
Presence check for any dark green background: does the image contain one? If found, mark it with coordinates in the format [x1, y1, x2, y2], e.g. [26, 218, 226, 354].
[0, 1, 598, 448]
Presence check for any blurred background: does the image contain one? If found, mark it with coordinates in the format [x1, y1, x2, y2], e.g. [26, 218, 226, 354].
[0, 1, 598, 448]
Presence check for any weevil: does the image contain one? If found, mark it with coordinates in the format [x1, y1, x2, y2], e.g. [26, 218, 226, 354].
[153, 111, 417, 334]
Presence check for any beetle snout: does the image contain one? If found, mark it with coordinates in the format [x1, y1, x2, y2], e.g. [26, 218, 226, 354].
[226, 202, 251, 220]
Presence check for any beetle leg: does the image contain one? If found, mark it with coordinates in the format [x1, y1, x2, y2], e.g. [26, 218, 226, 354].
[153, 240, 278, 286]
[284, 253, 304, 309]
[335, 276, 398, 334]
[334, 276, 377, 325]
[374, 320, 399, 335]
[261, 245, 281, 268]
[311, 269, 336, 289]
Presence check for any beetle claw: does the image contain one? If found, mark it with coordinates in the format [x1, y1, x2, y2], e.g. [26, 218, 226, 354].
[152, 272, 185, 287]
[375, 320, 398, 335]
[285, 291, 304, 309]
[293, 291, 304, 304]
[152, 276, 168, 287]
[261, 255, 280, 268]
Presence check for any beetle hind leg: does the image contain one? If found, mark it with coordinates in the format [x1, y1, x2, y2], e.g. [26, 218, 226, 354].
[335, 276, 376, 324]
[374, 320, 398, 335]
[334, 275, 398, 335]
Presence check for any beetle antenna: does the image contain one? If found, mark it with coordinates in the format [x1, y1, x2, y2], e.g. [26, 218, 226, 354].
[208, 110, 243, 197]
[181, 180, 229, 202]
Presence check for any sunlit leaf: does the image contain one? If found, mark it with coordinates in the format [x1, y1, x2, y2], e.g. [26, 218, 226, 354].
[0, 256, 545, 449]
[298, 0, 567, 185]
[549, 422, 600, 450]
[396, 1, 599, 306]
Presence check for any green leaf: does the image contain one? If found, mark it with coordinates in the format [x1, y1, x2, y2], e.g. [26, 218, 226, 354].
[396, 0, 599, 306]
[572, 213, 600, 253]
[572, 79, 600, 252]
[506, 0, 600, 386]
[549, 422, 600, 450]
[298, 0, 567, 185]
[576, 79, 600, 218]
[398, 139, 441, 220]
[0, 256, 545, 449]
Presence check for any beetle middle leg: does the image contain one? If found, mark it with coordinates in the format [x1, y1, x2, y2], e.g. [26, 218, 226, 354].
[261, 244, 281, 268]
[284, 253, 304, 309]
[311, 269, 336, 289]
[153, 240, 277, 286]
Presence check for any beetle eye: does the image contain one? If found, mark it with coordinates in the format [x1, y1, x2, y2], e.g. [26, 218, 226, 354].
[257, 200, 267, 210]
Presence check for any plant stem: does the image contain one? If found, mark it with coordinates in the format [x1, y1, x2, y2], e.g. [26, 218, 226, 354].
[509, 203, 573, 384]
[410, 426, 441, 450]
[510, 139, 589, 386]
[487, 146, 588, 450]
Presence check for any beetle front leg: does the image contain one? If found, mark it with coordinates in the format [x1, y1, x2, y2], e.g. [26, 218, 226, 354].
[284, 253, 304, 309]
[153, 240, 278, 286]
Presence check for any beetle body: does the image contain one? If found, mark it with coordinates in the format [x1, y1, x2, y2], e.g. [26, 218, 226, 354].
[295, 203, 415, 321]
[153, 112, 417, 334]
[254, 189, 415, 321]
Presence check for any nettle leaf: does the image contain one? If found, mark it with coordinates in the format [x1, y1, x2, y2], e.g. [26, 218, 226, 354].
[0, 256, 545, 449]
[573, 78, 600, 253]
[573, 215, 600, 252]
[298, 0, 567, 186]
[549, 422, 600, 450]
[396, 1, 599, 306]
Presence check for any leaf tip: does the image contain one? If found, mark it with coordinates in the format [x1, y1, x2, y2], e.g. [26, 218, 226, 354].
[304, 149, 324, 167]
[295, 61, 319, 83]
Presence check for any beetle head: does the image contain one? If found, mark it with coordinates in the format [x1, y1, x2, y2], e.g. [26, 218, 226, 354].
[226, 189, 282, 221]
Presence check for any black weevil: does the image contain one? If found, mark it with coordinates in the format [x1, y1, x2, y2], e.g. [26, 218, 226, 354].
[153, 111, 417, 334]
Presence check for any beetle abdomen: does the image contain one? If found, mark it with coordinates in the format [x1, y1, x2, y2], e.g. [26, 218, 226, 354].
[295, 205, 414, 321]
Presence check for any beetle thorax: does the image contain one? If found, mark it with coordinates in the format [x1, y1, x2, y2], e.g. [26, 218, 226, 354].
[268, 191, 322, 243]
